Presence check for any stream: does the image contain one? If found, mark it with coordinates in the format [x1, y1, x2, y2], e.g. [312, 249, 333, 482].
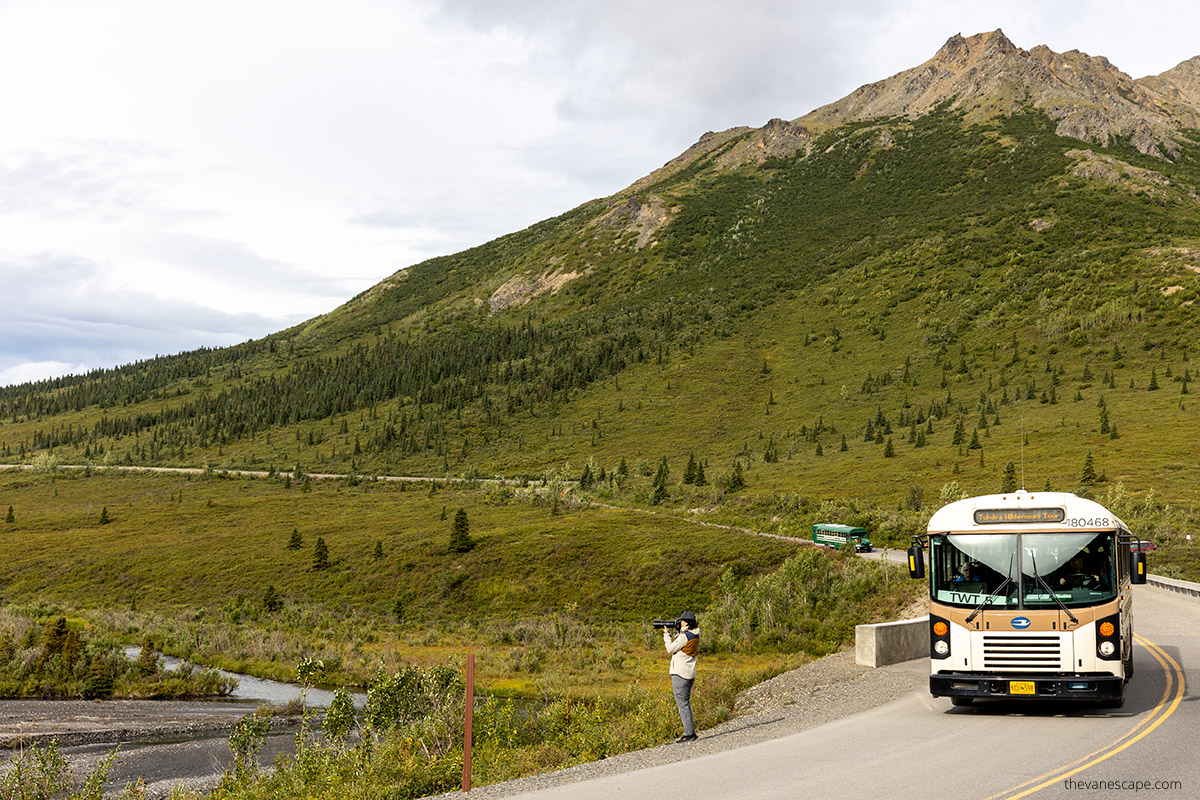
[123, 646, 367, 709]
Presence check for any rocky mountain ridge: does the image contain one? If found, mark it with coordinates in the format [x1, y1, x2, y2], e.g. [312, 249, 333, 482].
[799, 29, 1200, 160]
[609, 29, 1200, 250]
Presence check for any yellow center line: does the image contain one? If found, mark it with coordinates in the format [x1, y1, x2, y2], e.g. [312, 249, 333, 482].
[983, 634, 1185, 800]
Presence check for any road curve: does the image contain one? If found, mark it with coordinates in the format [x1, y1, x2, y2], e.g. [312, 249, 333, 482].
[491, 584, 1193, 800]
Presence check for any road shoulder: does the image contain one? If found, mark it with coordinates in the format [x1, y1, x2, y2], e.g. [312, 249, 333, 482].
[440, 649, 927, 799]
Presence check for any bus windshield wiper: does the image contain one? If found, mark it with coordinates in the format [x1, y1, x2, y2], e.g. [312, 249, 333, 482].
[1028, 552, 1079, 624]
[965, 554, 1014, 624]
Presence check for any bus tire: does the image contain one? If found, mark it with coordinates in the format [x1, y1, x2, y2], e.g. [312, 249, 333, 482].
[950, 697, 974, 706]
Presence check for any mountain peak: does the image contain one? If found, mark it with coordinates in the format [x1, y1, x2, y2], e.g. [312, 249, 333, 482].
[933, 29, 1018, 65]
[800, 31, 1200, 160]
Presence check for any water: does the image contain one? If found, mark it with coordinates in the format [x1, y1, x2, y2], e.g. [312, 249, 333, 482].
[124, 647, 365, 708]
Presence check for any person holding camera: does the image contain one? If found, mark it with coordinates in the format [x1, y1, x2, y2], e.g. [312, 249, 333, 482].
[663, 610, 699, 742]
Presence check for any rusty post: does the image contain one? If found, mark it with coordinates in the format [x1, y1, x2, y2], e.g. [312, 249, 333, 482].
[463, 653, 474, 792]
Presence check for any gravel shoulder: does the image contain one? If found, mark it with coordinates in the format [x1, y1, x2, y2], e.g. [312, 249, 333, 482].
[435, 650, 928, 799]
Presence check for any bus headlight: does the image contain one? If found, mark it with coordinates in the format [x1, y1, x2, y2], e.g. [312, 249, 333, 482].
[1096, 613, 1121, 661]
[934, 640, 950, 656]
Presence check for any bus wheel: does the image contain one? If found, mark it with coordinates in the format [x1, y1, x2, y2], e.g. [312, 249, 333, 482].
[950, 697, 974, 706]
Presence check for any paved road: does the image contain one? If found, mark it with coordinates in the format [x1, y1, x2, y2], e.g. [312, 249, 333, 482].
[498, 584, 1193, 800]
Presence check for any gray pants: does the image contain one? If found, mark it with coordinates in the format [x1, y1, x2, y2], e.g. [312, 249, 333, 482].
[672, 674, 695, 736]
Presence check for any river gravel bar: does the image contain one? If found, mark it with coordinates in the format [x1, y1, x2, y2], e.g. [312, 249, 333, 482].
[0, 698, 259, 749]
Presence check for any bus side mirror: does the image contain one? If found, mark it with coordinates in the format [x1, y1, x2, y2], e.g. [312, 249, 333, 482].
[907, 546, 925, 580]
[1130, 551, 1147, 585]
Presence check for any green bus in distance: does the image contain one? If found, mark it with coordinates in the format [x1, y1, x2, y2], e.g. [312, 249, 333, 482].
[811, 523, 873, 552]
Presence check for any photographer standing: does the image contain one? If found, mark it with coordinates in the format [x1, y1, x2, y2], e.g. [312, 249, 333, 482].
[663, 610, 699, 742]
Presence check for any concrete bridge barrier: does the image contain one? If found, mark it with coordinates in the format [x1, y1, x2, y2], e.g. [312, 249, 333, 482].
[855, 616, 928, 667]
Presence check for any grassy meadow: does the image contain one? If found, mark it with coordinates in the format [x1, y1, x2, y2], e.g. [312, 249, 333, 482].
[0, 468, 920, 693]
[0, 466, 923, 796]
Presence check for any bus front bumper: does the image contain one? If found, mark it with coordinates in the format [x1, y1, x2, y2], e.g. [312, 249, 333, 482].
[931, 673, 1124, 700]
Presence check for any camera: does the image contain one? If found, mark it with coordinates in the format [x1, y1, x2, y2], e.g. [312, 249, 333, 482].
[652, 619, 677, 629]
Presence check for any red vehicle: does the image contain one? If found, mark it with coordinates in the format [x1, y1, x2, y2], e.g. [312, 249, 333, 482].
[1130, 540, 1157, 552]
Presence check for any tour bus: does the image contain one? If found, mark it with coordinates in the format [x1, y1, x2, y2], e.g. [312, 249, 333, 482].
[812, 523, 873, 552]
[907, 491, 1146, 706]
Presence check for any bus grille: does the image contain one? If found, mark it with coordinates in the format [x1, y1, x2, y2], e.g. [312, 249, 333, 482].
[982, 635, 1064, 671]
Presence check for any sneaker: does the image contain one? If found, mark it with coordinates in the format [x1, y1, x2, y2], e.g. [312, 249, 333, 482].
[674, 734, 698, 743]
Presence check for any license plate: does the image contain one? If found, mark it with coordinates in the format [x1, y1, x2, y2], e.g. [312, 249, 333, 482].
[1009, 681, 1036, 695]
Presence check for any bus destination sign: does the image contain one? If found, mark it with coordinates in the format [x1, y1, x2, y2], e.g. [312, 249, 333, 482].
[973, 507, 1067, 525]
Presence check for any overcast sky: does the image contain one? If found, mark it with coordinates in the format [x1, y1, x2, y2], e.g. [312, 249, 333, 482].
[3, 0, 1199, 387]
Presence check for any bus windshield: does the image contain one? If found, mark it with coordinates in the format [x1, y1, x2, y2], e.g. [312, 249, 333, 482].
[1023, 531, 1117, 608]
[931, 531, 1118, 609]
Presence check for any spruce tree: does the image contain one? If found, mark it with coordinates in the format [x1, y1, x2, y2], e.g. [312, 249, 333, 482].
[287, 527, 303, 550]
[373, 540, 385, 560]
[98, 506, 110, 525]
[61, 629, 82, 667]
[683, 453, 698, 485]
[313, 537, 330, 570]
[84, 655, 114, 699]
[4, 506, 12, 524]
[726, 462, 746, 491]
[1001, 461, 1017, 493]
[1080, 452, 1098, 486]
[38, 617, 68, 669]
[652, 456, 669, 489]
[263, 584, 282, 613]
[136, 639, 158, 676]
[883, 438, 895, 458]
[449, 508, 473, 553]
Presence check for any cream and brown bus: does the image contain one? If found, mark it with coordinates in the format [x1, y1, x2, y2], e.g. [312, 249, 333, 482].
[907, 490, 1147, 707]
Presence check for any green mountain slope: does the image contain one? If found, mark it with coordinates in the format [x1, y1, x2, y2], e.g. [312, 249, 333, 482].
[4, 33, 1200, 521]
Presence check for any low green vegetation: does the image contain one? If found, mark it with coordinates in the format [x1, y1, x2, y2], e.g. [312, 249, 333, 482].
[0, 606, 233, 700]
[0, 741, 119, 800]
